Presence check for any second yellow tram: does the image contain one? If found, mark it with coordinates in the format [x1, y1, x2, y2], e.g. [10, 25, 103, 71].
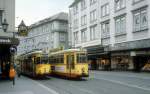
[49, 49, 89, 78]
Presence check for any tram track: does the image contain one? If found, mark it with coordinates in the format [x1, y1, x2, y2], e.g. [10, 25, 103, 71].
[37, 77, 95, 94]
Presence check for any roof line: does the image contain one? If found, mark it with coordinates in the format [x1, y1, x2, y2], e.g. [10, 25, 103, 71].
[69, 0, 81, 8]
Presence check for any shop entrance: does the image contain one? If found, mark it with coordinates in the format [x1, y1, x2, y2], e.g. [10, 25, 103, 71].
[98, 58, 111, 71]
[133, 56, 150, 72]
[0, 44, 11, 79]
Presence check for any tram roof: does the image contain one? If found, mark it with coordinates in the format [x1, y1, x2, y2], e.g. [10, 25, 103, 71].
[26, 50, 43, 55]
[49, 49, 86, 55]
[19, 50, 43, 57]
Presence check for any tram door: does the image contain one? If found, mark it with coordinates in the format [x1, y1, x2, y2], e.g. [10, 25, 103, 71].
[66, 53, 75, 76]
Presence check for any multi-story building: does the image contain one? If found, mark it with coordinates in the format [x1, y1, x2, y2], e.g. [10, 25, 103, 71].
[69, 0, 150, 71]
[0, 0, 19, 77]
[17, 12, 68, 55]
[69, 0, 101, 69]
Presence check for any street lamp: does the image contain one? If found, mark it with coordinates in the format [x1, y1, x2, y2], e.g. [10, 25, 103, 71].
[2, 18, 9, 32]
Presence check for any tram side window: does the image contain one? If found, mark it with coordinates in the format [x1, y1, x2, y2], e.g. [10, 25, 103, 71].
[77, 53, 87, 63]
[58, 55, 64, 64]
[41, 56, 48, 64]
[49, 57, 51, 63]
[56, 56, 59, 63]
[52, 56, 56, 64]
[49, 56, 55, 64]
[36, 57, 41, 64]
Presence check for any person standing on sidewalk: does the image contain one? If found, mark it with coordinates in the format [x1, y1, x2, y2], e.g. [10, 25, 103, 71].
[0, 64, 2, 79]
[9, 64, 16, 87]
[17, 64, 21, 78]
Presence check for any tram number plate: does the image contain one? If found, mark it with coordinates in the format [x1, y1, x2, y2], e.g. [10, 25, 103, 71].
[55, 66, 65, 72]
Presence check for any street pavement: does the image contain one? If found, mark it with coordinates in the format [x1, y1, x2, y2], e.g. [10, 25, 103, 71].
[0, 71, 150, 94]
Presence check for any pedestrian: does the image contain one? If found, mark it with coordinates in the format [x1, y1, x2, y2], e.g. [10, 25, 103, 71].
[17, 64, 21, 78]
[0, 64, 2, 79]
[9, 64, 16, 87]
[6, 62, 10, 79]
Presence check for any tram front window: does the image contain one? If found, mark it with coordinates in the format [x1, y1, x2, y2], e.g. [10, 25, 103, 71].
[36, 57, 41, 64]
[77, 53, 87, 63]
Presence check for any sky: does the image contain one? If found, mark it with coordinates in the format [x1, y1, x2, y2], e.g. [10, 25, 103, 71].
[16, 0, 73, 26]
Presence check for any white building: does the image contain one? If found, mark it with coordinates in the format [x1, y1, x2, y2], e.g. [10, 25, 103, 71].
[69, 0, 150, 71]
[17, 12, 68, 55]
[69, 0, 100, 48]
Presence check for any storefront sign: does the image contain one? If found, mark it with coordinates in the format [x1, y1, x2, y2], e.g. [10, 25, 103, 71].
[0, 39, 11, 43]
[0, 37, 19, 45]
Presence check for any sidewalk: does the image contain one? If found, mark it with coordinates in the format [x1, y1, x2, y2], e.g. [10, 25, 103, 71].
[0, 76, 52, 94]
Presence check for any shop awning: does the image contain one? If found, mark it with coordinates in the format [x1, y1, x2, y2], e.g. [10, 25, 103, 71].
[85, 45, 104, 59]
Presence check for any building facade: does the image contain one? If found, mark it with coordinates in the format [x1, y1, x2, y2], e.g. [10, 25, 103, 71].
[69, 0, 150, 71]
[0, 0, 19, 78]
[17, 12, 68, 55]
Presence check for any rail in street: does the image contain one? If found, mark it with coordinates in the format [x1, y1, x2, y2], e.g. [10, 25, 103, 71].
[0, 71, 150, 94]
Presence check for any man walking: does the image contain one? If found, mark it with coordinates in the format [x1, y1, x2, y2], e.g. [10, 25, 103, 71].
[0, 64, 2, 79]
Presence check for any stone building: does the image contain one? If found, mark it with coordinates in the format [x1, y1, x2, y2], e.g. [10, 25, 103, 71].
[17, 12, 68, 55]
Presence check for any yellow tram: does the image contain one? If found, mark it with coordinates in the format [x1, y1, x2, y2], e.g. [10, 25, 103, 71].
[20, 50, 51, 77]
[49, 49, 89, 78]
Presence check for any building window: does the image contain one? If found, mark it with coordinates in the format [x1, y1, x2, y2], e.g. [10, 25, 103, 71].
[81, 29, 87, 43]
[133, 8, 148, 32]
[115, 16, 126, 35]
[115, 0, 126, 11]
[74, 31, 79, 44]
[90, 25, 97, 40]
[90, 0, 97, 5]
[59, 33, 66, 42]
[101, 3, 109, 17]
[0, 10, 3, 26]
[81, 15, 87, 26]
[73, 5, 78, 15]
[90, 9, 97, 22]
[133, 0, 144, 4]
[101, 21, 110, 38]
[73, 19, 79, 29]
[81, 0, 86, 10]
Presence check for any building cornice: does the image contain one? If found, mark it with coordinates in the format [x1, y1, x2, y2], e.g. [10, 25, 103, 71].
[69, 0, 81, 8]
